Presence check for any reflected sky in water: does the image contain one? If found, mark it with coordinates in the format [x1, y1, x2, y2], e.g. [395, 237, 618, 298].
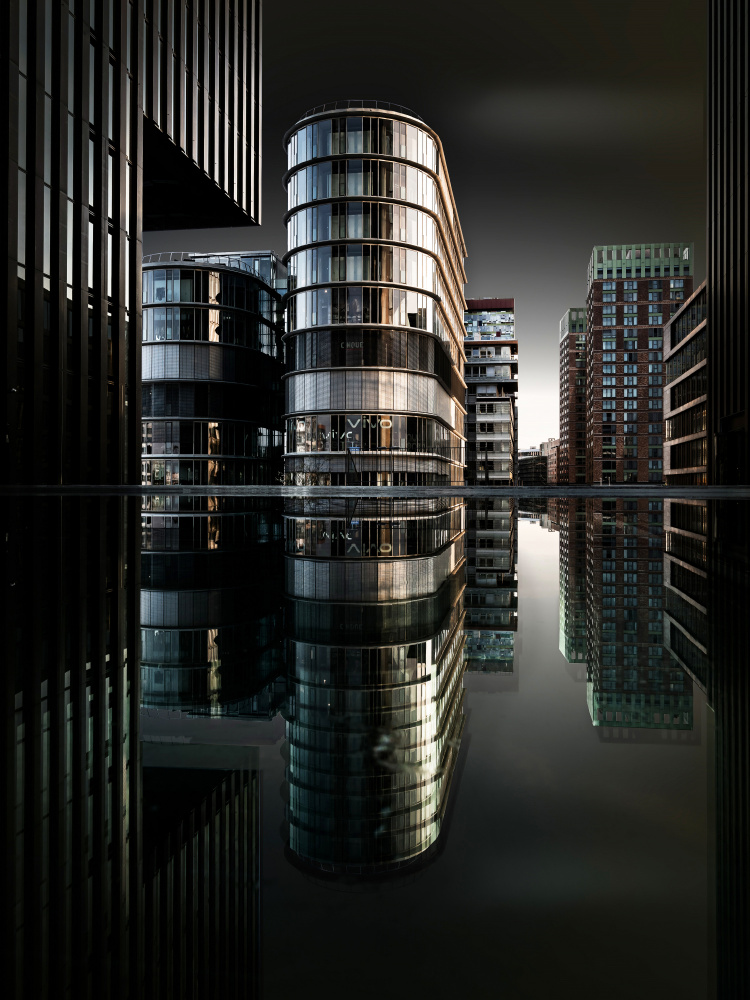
[5, 494, 747, 999]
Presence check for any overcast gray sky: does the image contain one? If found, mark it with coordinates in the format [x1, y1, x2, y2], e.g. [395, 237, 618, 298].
[144, 0, 707, 449]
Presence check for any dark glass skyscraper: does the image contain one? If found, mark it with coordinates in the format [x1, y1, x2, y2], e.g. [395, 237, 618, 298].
[282, 101, 468, 485]
[2, 1, 261, 485]
[707, 1, 749, 484]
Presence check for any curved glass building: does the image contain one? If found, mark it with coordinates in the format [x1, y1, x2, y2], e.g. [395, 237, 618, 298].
[282, 101, 468, 485]
[141, 251, 286, 487]
[283, 497, 467, 875]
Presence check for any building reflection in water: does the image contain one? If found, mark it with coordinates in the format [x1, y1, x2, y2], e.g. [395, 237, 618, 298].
[665, 499, 749, 998]
[140, 494, 285, 716]
[463, 499, 518, 680]
[555, 499, 588, 671]
[4, 497, 263, 998]
[4, 497, 141, 998]
[282, 497, 467, 876]
[583, 498, 696, 744]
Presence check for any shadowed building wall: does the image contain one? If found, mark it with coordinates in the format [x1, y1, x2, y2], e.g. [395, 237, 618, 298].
[2, 1, 261, 485]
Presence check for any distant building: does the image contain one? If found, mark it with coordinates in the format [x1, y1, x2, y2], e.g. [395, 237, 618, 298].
[664, 282, 708, 485]
[586, 243, 694, 484]
[518, 446, 547, 487]
[708, 1, 750, 484]
[558, 307, 587, 483]
[546, 438, 560, 483]
[464, 298, 518, 485]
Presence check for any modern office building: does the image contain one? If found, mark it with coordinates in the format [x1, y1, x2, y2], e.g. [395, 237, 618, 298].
[282, 101, 468, 485]
[463, 498, 518, 675]
[518, 446, 547, 487]
[585, 243, 694, 484]
[283, 497, 466, 874]
[708, 1, 749, 484]
[464, 298, 518, 485]
[664, 282, 708, 485]
[141, 251, 286, 487]
[558, 307, 587, 483]
[2, 0, 262, 485]
[584, 498, 695, 742]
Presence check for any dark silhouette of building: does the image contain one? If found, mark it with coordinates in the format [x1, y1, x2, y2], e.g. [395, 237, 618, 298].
[463, 299, 518, 485]
[2, 1, 262, 485]
[3, 496, 142, 998]
[664, 283, 708, 485]
[585, 243, 693, 484]
[558, 308, 586, 483]
[141, 251, 286, 488]
[708, 2, 749, 484]
[282, 101, 468, 485]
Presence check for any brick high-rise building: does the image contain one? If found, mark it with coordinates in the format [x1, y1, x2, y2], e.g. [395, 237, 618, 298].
[585, 243, 694, 484]
[558, 307, 586, 483]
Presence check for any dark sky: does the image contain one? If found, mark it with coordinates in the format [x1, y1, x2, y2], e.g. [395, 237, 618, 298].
[144, 0, 707, 448]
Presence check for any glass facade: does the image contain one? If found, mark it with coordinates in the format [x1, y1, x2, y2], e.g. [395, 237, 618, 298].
[283, 103, 467, 485]
[283, 497, 466, 873]
[141, 252, 286, 487]
[664, 283, 708, 485]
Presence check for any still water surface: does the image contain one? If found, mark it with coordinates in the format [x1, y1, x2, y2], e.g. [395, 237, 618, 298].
[5, 495, 747, 999]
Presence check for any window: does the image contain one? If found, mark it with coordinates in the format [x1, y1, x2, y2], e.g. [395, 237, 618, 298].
[602, 376, 616, 385]
[603, 352, 616, 362]
[624, 364, 637, 374]
[602, 364, 615, 374]
[623, 281, 637, 290]
[603, 293, 616, 302]
[602, 281, 616, 290]
[624, 376, 637, 385]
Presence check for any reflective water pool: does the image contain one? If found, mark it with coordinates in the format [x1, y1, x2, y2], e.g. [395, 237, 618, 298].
[5, 494, 747, 999]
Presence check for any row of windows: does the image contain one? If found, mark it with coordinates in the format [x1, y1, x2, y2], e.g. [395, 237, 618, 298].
[670, 368, 707, 410]
[287, 159, 438, 213]
[142, 342, 281, 382]
[143, 268, 279, 316]
[141, 381, 283, 421]
[287, 200, 463, 309]
[141, 458, 279, 487]
[666, 329, 707, 384]
[142, 306, 279, 353]
[287, 116, 438, 172]
[287, 244, 436, 294]
[142, 420, 282, 458]
[285, 371, 458, 431]
[670, 437, 708, 470]
[601, 315, 662, 326]
[597, 249, 689, 262]
[286, 329, 452, 386]
[666, 403, 707, 441]
[286, 513, 461, 559]
[601, 352, 663, 363]
[287, 413, 460, 456]
[669, 287, 706, 348]
[288, 286, 435, 333]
